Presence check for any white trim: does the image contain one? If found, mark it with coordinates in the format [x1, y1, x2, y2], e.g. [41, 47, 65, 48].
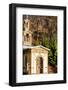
[23, 45, 50, 51]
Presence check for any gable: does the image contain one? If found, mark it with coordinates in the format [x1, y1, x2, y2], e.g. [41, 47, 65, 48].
[31, 47, 48, 53]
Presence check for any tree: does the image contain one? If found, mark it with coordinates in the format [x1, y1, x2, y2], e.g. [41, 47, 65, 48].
[48, 35, 57, 66]
[42, 37, 49, 48]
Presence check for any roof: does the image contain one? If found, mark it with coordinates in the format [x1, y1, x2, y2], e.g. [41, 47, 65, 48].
[23, 45, 50, 51]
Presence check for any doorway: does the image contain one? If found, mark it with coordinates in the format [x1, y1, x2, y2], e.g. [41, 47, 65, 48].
[36, 56, 43, 74]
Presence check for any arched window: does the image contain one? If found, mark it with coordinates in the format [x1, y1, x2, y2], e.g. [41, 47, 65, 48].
[26, 34, 30, 41]
[24, 33, 30, 42]
[36, 56, 43, 74]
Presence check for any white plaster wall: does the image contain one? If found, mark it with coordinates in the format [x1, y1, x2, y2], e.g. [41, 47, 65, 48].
[42, 53, 48, 74]
[31, 52, 37, 74]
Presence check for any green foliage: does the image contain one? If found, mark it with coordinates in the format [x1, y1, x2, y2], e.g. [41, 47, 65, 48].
[42, 37, 49, 48]
[42, 34, 57, 66]
[48, 36, 57, 66]
[35, 39, 40, 45]
[34, 33, 57, 66]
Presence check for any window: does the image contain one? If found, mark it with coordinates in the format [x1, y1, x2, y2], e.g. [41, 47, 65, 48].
[24, 33, 30, 42]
